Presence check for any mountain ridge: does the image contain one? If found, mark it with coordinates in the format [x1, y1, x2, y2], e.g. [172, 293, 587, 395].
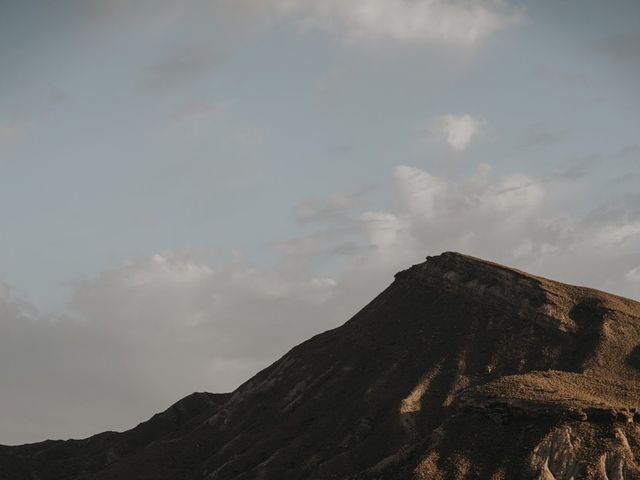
[2, 251, 640, 479]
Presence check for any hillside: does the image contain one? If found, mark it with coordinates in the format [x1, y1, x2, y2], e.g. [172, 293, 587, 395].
[2, 252, 640, 479]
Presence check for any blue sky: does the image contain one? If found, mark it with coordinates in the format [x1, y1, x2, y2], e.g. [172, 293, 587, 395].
[0, 0, 639, 443]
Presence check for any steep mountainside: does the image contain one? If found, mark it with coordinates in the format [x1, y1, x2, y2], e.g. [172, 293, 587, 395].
[2, 252, 640, 479]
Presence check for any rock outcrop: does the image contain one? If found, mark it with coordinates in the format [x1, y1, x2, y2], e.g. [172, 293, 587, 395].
[2, 252, 640, 479]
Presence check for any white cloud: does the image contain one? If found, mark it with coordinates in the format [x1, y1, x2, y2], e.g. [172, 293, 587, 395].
[479, 173, 544, 213]
[359, 211, 409, 249]
[358, 164, 545, 265]
[215, 0, 525, 45]
[394, 165, 448, 218]
[430, 114, 485, 151]
[353, 165, 639, 302]
[299, 0, 523, 45]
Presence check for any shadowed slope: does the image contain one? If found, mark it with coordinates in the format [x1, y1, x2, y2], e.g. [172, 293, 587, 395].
[2, 252, 640, 479]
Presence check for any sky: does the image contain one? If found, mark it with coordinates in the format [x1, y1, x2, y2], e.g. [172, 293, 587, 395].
[0, 0, 639, 444]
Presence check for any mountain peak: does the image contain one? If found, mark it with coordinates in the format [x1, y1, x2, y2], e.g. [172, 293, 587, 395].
[395, 251, 576, 333]
[396, 251, 539, 283]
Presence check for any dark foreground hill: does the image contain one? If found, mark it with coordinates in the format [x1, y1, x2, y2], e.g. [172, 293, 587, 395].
[3, 252, 640, 479]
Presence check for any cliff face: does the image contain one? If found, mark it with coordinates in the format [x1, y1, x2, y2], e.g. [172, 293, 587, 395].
[2, 252, 640, 480]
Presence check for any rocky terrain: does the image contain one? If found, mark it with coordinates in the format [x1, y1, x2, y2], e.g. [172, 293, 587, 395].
[2, 252, 640, 479]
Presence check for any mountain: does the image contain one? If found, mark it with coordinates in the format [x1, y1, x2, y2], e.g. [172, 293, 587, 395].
[2, 252, 640, 480]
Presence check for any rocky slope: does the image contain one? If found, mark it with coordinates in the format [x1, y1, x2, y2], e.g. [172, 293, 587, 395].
[2, 252, 640, 479]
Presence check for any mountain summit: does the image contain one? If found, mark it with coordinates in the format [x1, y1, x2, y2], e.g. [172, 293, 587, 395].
[3, 252, 640, 479]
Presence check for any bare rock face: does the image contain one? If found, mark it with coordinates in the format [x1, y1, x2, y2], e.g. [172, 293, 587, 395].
[529, 425, 584, 479]
[2, 252, 640, 479]
[527, 425, 640, 480]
